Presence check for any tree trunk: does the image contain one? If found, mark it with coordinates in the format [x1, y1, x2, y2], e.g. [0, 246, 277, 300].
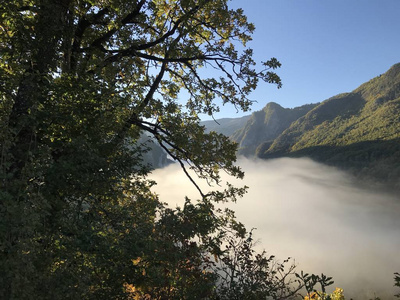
[2, 1, 71, 298]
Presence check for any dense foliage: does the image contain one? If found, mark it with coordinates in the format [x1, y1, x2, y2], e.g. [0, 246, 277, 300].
[0, 0, 329, 299]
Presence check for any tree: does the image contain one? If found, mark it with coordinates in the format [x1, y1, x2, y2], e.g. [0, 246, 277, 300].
[0, 0, 285, 299]
[214, 228, 304, 300]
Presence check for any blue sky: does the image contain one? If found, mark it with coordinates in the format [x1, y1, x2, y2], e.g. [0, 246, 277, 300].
[209, 0, 400, 119]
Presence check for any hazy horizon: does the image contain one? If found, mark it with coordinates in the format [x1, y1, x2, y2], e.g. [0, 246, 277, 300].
[150, 157, 400, 299]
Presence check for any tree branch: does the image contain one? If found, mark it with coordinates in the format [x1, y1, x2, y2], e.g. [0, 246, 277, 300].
[136, 61, 167, 113]
[132, 119, 206, 198]
[88, 0, 146, 50]
[70, 8, 110, 70]
[100, 1, 209, 67]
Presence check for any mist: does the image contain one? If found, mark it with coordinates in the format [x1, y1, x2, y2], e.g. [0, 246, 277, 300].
[150, 157, 400, 299]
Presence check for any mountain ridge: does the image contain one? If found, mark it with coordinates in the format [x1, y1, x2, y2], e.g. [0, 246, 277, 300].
[204, 63, 400, 186]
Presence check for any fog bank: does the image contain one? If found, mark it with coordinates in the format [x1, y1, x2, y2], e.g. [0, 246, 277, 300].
[150, 157, 400, 299]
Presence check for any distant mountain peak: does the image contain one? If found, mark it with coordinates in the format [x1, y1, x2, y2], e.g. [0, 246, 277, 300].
[355, 62, 400, 105]
[263, 102, 283, 110]
[386, 62, 400, 77]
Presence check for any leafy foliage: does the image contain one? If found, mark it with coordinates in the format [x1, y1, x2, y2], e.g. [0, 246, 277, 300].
[395, 272, 400, 298]
[214, 228, 318, 300]
[0, 0, 313, 299]
[303, 287, 345, 300]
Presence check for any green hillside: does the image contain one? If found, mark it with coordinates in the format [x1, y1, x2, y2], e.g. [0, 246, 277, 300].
[231, 102, 317, 156]
[260, 63, 400, 184]
[199, 63, 400, 185]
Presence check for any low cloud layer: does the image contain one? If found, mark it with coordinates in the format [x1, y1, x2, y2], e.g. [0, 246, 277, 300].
[150, 157, 400, 299]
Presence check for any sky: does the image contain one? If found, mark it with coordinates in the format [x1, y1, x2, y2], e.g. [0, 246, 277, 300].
[208, 0, 400, 119]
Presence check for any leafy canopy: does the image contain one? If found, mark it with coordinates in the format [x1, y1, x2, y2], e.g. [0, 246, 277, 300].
[0, 0, 287, 299]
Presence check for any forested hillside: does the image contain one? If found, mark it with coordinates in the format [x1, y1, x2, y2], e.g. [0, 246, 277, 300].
[264, 63, 400, 155]
[232, 102, 317, 156]
[262, 63, 400, 185]
[206, 63, 400, 186]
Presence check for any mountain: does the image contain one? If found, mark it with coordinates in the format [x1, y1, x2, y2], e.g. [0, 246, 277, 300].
[264, 64, 400, 156]
[201, 115, 251, 137]
[204, 63, 400, 186]
[231, 102, 317, 156]
[260, 63, 400, 184]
